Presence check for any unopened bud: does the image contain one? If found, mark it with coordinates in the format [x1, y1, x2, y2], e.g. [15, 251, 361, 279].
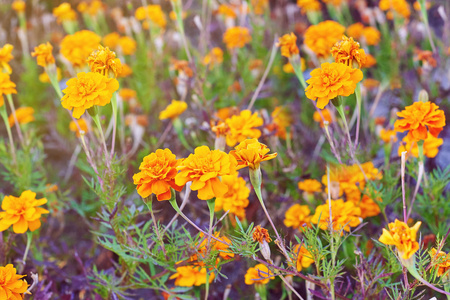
[418, 89, 429, 102]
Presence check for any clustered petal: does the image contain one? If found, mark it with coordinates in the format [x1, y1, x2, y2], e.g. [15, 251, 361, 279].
[31, 42, 55, 68]
[60, 30, 101, 67]
[215, 173, 250, 219]
[231, 138, 277, 170]
[277, 33, 299, 58]
[304, 21, 345, 57]
[331, 35, 367, 68]
[0, 264, 29, 300]
[244, 264, 273, 285]
[378, 219, 421, 259]
[159, 100, 188, 120]
[225, 110, 263, 147]
[87, 46, 123, 78]
[223, 26, 252, 50]
[310, 199, 362, 233]
[284, 204, 311, 229]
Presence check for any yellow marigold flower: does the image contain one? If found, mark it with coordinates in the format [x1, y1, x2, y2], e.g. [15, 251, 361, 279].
[363, 78, 380, 89]
[103, 32, 120, 50]
[231, 138, 277, 170]
[12, 1, 26, 13]
[245, 264, 273, 285]
[119, 88, 137, 101]
[216, 4, 237, 18]
[8, 107, 34, 128]
[118, 36, 137, 56]
[31, 42, 55, 68]
[53, 3, 77, 23]
[251, 0, 269, 15]
[77, 0, 104, 16]
[0, 190, 49, 234]
[398, 132, 443, 159]
[277, 33, 299, 58]
[272, 106, 292, 128]
[225, 110, 263, 147]
[358, 194, 381, 219]
[39, 67, 62, 83]
[61, 72, 119, 119]
[379, 0, 411, 19]
[203, 47, 224, 69]
[298, 179, 322, 193]
[379, 219, 421, 259]
[331, 35, 367, 68]
[0, 73, 17, 104]
[313, 108, 334, 127]
[0, 264, 29, 299]
[87, 46, 122, 78]
[362, 27, 381, 46]
[69, 118, 89, 137]
[169, 260, 215, 287]
[363, 54, 377, 68]
[429, 248, 450, 277]
[305, 62, 363, 109]
[394, 101, 446, 141]
[0, 44, 14, 74]
[284, 204, 311, 229]
[223, 26, 252, 50]
[379, 128, 398, 143]
[135, 5, 167, 29]
[297, 0, 321, 14]
[118, 64, 133, 77]
[175, 146, 236, 200]
[304, 21, 345, 58]
[159, 100, 187, 120]
[293, 244, 314, 272]
[198, 232, 234, 260]
[60, 30, 101, 67]
[215, 173, 250, 219]
[252, 225, 272, 243]
[311, 199, 362, 232]
[347, 23, 364, 39]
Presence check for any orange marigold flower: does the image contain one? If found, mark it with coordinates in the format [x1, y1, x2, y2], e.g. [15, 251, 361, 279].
[225, 110, 263, 147]
[304, 21, 345, 58]
[0, 73, 17, 104]
[12, 1, 26, 13]
[223, 26, 252, 50]
[298, 179, 322, 193]
[284, 204, 311, 229]
[0, 264, 29, 299]
[159, 100, 187, 120]
[87, 46, 122, 78]
[379, 0, 411, 19]
[169, 260, 215, 287]
[77, 0, 104, 16]
[118, 64, 133, 78]
[413, 1, 430, 11]
[379, 128, 398, 143]
[135, 5, 167, 29]
[293, 244, 314, 272]
[53, 3, 77, 23]
[118, 36, 137, 56]
[297, 0, 321, 14]
[175, 146, 236, 200]
[313, 109, 334, 127]
[31, 42, 55, 68]
[363, 78, 380, 89]
[231, 138, 277, 170]
[331, 35, 367, 68]
[358, 194, 381, 219]
[119, 88, 137, 101]
[69, 118, 89, 137]
[398, 132, 443, 159]
[198, 232, 234, 260]
[251, 0, 269, 15]
[311, 199, 362, 232]
[305, 62, 363, 109]
[429, 248, 450, 277]
[103, 32, 120, 49]
[203, 47, 224, 69]
[0, 190, 49, 234]
[322, 0, 345, 5]
[379, 219, 421, 259]
[363, 54, 377, 68]
[347, 23, 364, 39]
[60, 30, 101, 67]
[277, 33, 299, 58]
[252, 225, 272, 243]
[0, 44, 14, 74]
[414, 49, 437, 68]
[362, 27, 381, 46]
[245, 264, 273, 285]
[61, 72, 119, 119]
[394, 101, 445, 141]
[215, 173, 250, 219]
[216, 4, 237, 18]
[8, 107, 34, 128]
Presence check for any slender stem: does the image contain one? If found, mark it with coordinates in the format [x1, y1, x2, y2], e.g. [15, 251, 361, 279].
[354, 83, 362, 149]
[145, 196, 167, 258]
[400, 151, 407, 222]
[110, 92, 118, 158]
[21, 231, 33, 272]
[91, 113, 109, 161]
[206, 198, 215, 256]
[335, 102, 354, 153]
[0, 103, 17, 164]
[279, 275, 304, 300]
[172, 117, 191, 151]
[6, 94, 25, 146]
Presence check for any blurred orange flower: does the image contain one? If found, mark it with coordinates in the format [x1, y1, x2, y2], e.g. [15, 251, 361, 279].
[223, 27, 252, 50]
[398, 132, 443, 158]
[379, 219, 421, 259]
[159, 100, 187, 120]
[32, 42, 55, 68]
[277, 33, 299, 58]
[198, 232, 234, 260]
[231, 138, 277, 170]
[0, 73, 17, 104]
[347, 23, 364, 39]
[60, 30, 101, 67]
[53, 3, 77, 23]
[225, 110, 263, 147]
[215, 172, 250, 219]
[379, 128, 397, 143]
[87, 46, 122, 77]
[169, 257, 215, 287]
[245, 264, 273, 285]
[297, 0, 321, 14]
[298, 179, 322, 193]
[0, 44, 14, 74]
[362, 27, 381, 46]
[379, 0, 411, 19]
[429, 248, 450, 277]
[8, 107, 34, 127]
[118, 36, 137, 56]
[135, 5, 167, 29]
[304, 21, 345, 57]
[103, 32, 120, 49]
[284, 204, 311, 229]
[313, 109, 333, 127]
[203, 47, 224, 69]
[69, 118, 89, 137]
[12, 1, 26, 13]
[0, 264, 29, 299]
[293, 244, 314, 272]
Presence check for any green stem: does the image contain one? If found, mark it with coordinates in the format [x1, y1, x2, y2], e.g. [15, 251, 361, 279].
[206, 198, 216, 256]
[0, 103, 16, 164]
[291, 55, 306, 89]
[334, 101, 354, 152]
[91, 110, 109, 158]
[110, 92, 118, 158]
[144, 196, 167, 258]
[6, 94, 25, 146]
[22, 231, 33, 268]
[172, 117, 192, 150]
[46, 65, 64, 99]
[354, 83, 362, 148]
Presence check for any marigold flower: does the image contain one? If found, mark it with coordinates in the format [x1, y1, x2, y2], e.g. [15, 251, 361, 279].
[0, 73, 17, 103]
[413, 1, 430, 11]
[215, 173, 250, 219]
[171, 59, 193, 78]
[363, 54, 377, 68]
[118, 64, 133, 77]
[225, 110, 263, 147]
[0, 264, 29, 299]
[31, 42, 55, 68]
[311, 199, 362, 232]
[203, 47, 224, 69]
[379, 128, 398, 143]
[304, 21, 345, 58]
[223, 27, 252, 50]
[69, 118, 89, 137]
[293, 244, 314, 272]
[118, 36, 137, 56]
[331, 36, 367, 68]
[362, 27, 381, 46]
[12, 1, 26, 13]
[0, 190, 49, 234]
[245, 264, 273, 285]
[103, 32, 120, 49]
[119, 88, 137, 101]
[394, 101, 445, 142]
[313, 109, 333, 127]
[53, 3, 77, 23]
[159, 100, 187, 120]
[133, 149, 184, 201]
[358, 194, 381, 219]
[231, 139, 277, 170]
[284, 204, 311, 229]
[169, 260, 215, 287]
[175, 146, 236, 200]
[251, 0, 269, 15]
[429, 248, 450, 277]
[277, 33, 299, 58]
[0, 44, 14, 74]
[414, 49, 437, 68]
[398, 132, 443, 159]
[198, 232, 234, 260]
[298, 179, 322, 193]
[60, 30, 101, 67]
[8, 107, 34, 128]
[297, 0, 321, 14]
[305, 62, 363, 109]
[379, 219, 421, 259]
[379, 0, 411, 19]
[363, 78, 380, 89]
[87, 46, 122, 78]
[77, 0, 104, 16]
[61, 72, 119, 119]
[135, 5, 167, 29]
[216, 4, 237, 18]
[347, 23, 364, 39]
[252, 225, 272, 243]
